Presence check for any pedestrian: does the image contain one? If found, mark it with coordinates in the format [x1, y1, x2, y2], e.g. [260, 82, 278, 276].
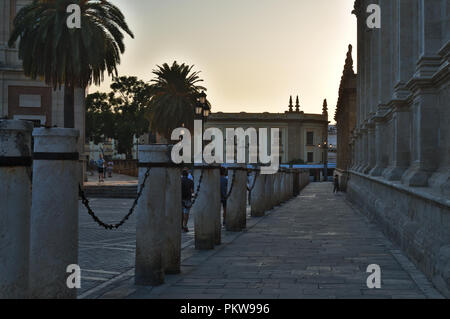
[333, 175, 339, 193]
[97, 154, 105, 183]
[107, 160, 114, 178]
[181, 169, 194, 232]
[89, 159, 95, 176]
[220, 167, 228, 226]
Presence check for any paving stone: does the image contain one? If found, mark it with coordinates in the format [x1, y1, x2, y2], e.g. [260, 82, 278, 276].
[81, 183, 443, 299]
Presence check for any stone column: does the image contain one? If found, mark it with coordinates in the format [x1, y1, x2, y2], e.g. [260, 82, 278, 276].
[369, 117, 387, 176]
[364, 123, 376, 174]
[193, 166, 220, 249]
[164, 162, 182, 274]
[401, 0, 442, 187]
[135, 145, 167, 286]
[0, 120, 33, 299]
[250, 171, 266, 217]
[29, 128, 80, 299]
[226, 167, 247, 232]
[383, 104, 411, 180]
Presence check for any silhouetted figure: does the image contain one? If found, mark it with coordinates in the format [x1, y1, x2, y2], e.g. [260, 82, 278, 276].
[333, 175, 339, 193]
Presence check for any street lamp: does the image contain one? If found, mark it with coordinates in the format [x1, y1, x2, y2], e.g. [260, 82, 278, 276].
[318, 141, 328, 182]
[196, 91, 210, 157]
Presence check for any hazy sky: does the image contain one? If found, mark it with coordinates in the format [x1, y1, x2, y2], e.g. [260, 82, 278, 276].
[97, 0, 357, 122]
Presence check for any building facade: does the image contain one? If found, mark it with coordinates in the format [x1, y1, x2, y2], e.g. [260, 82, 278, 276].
[349, 0, 449, 296]
[327, 125, 337, 167]
[334, 45, 357, 190]
[204, 97, 329, 165]
[0, 0, 86, 152]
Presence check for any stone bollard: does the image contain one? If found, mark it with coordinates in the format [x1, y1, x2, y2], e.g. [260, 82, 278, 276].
[264, 173, 274, 211]
[193, 166, 220, 249]
[226, 166, 248, 231]
[164, 150, 182, 275]
[281, 169, 287, 203]
[250, 170, 266, 217]
[29, 128, 80, 299]
[293, 170, 300, 196]
[135, 145, 168, 286]
[0, 120, 33, 299]
[288, 170, 294, 199]
[272, 172, 279, 206]
[276, 171, 283, 205]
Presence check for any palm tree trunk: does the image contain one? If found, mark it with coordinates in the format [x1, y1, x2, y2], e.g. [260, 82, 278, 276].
[64, 85, 75, 128]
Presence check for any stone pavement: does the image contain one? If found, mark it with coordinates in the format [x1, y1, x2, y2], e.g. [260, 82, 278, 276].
[79, 182, 444, 299]
[77, 197, 195, 298]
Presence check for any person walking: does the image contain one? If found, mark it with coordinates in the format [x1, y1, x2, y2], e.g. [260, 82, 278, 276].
[107, 160, 114, 178]
[333, 175, 340, 193]
[220, 167, 228, 226]
[97, 154, 105, 183]
[181, 169, 194, 232]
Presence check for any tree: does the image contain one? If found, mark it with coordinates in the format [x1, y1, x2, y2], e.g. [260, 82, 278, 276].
[109, 76, 151, 157]
[148, 61, 209, 139]
[8, 0, 134, 128]
[85, 92, 115, 144]
[85, 76, 151, 158]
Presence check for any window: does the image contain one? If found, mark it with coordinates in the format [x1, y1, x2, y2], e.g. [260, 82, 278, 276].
[306, 132, 314, 146]
[307, 152, 314, 163]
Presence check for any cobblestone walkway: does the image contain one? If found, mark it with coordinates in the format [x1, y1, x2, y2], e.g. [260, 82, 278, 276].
[81, 183, 443, 299]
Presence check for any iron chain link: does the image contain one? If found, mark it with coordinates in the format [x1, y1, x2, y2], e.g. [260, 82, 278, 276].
[79, 167, 151, 230]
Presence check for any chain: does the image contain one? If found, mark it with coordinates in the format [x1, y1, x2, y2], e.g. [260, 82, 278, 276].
[182, 168, 204, 209]
[247, 170, 259, 192]
[79, 167, 151, 230]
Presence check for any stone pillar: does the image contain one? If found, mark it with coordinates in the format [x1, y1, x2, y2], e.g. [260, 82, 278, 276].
[265, 173, 274, 210]
[401, 0, 442, 187]
[279, 171, 285, 202]
[164, 162, 182, 274]
[289, 171, 294, 198]
[29, 128, 80, 299]
[193, 166, 220, 249]
[135, 145, 167, 286]
[0, 120, 33, 299]
[293, 170, 300, 196]
[365, 123, 376, 174]
[250, 171, 266, 217]
[383, 105, 411, 180]
[369, 117, 387, 176]
[273, 172, 281, 206]
[226, 167, 247, 232]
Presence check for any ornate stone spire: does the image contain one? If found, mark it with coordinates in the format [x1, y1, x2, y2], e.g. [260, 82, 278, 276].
[288, 96, 293, 112]
[322, 99, 328, 115]
[344, 44, 354, 75]
[295, 95, 300, 112]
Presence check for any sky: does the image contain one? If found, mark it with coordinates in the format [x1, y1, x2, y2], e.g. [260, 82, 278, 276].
[96, 0, 357, 122]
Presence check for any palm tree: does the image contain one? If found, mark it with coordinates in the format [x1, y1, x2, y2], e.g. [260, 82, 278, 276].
[8, 0, 134, 128]
[148, 61, 209, 140]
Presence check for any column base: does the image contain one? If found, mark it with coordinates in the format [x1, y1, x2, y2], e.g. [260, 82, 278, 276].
[401, 167, 431, 187]
[428, 168, 450, 196]
[382, 166, 407, 181]
[369, 166, 385, 177]
[362, 165, 372, 175]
